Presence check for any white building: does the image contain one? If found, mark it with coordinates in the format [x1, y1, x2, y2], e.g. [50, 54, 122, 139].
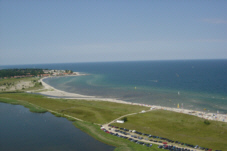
[116, 120, 124, 123]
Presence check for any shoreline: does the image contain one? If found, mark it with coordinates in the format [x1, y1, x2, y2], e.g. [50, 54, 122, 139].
[36, 75, 227, 123]
[38, 76, 129, 104]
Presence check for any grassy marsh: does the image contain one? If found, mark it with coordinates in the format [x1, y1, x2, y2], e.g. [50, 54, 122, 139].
[0, 93, 147, 124]
[0, 97, 47, 113]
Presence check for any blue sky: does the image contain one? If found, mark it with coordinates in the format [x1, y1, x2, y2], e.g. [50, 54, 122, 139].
[0, 0, 227, 65]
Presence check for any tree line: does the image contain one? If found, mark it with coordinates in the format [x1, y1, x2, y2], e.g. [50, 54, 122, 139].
[0, 69, 44, 78]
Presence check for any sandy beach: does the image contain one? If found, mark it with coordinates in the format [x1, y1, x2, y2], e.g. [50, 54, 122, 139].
[37, 75, 129, 104]
[35, 75, 227, 123]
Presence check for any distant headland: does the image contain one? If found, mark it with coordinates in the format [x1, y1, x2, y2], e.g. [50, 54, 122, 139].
[0, 68, 77, 79]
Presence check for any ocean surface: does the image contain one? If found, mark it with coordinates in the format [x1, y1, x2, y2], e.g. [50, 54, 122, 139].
[0, 103, 115, 151]
[1, 60, 227, 113]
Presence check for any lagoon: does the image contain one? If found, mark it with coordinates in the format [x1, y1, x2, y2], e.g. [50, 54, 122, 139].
[0, 103, 115, 151]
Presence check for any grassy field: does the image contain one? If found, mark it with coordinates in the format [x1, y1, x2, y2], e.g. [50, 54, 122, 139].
[0, 93, 148, 124]
[112, 110, 227, 151]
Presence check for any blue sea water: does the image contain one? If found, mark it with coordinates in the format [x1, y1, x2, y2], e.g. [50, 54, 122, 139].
[1, 60, 227, 113]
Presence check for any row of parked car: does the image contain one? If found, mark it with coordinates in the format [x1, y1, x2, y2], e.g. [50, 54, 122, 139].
[107, 125, 221, 151]
[158, 144, 193, 151]
[101, 128, 154, 148]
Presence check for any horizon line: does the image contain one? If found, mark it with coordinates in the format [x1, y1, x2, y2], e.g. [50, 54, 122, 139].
[1, 58, 227, 67]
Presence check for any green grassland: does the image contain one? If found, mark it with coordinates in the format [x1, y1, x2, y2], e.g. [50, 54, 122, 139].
[0, 93, 147, 124]
[112, 110, 227, 151]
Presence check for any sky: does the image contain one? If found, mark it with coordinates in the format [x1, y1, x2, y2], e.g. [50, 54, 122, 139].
[0, 0, 227, 65]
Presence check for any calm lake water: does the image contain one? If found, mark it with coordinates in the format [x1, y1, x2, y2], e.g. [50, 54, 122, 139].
[0, 103, 115, 151]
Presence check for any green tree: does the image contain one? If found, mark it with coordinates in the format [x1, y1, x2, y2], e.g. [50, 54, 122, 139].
[121, 117, 128, 122]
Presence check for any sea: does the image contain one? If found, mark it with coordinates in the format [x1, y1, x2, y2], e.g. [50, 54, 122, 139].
[1, 59, 227, 114]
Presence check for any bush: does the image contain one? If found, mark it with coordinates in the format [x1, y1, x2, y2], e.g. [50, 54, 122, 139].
[67, 117, 76, 121]
[204, 120, 211, 125]
[121, 117, 128, 122]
